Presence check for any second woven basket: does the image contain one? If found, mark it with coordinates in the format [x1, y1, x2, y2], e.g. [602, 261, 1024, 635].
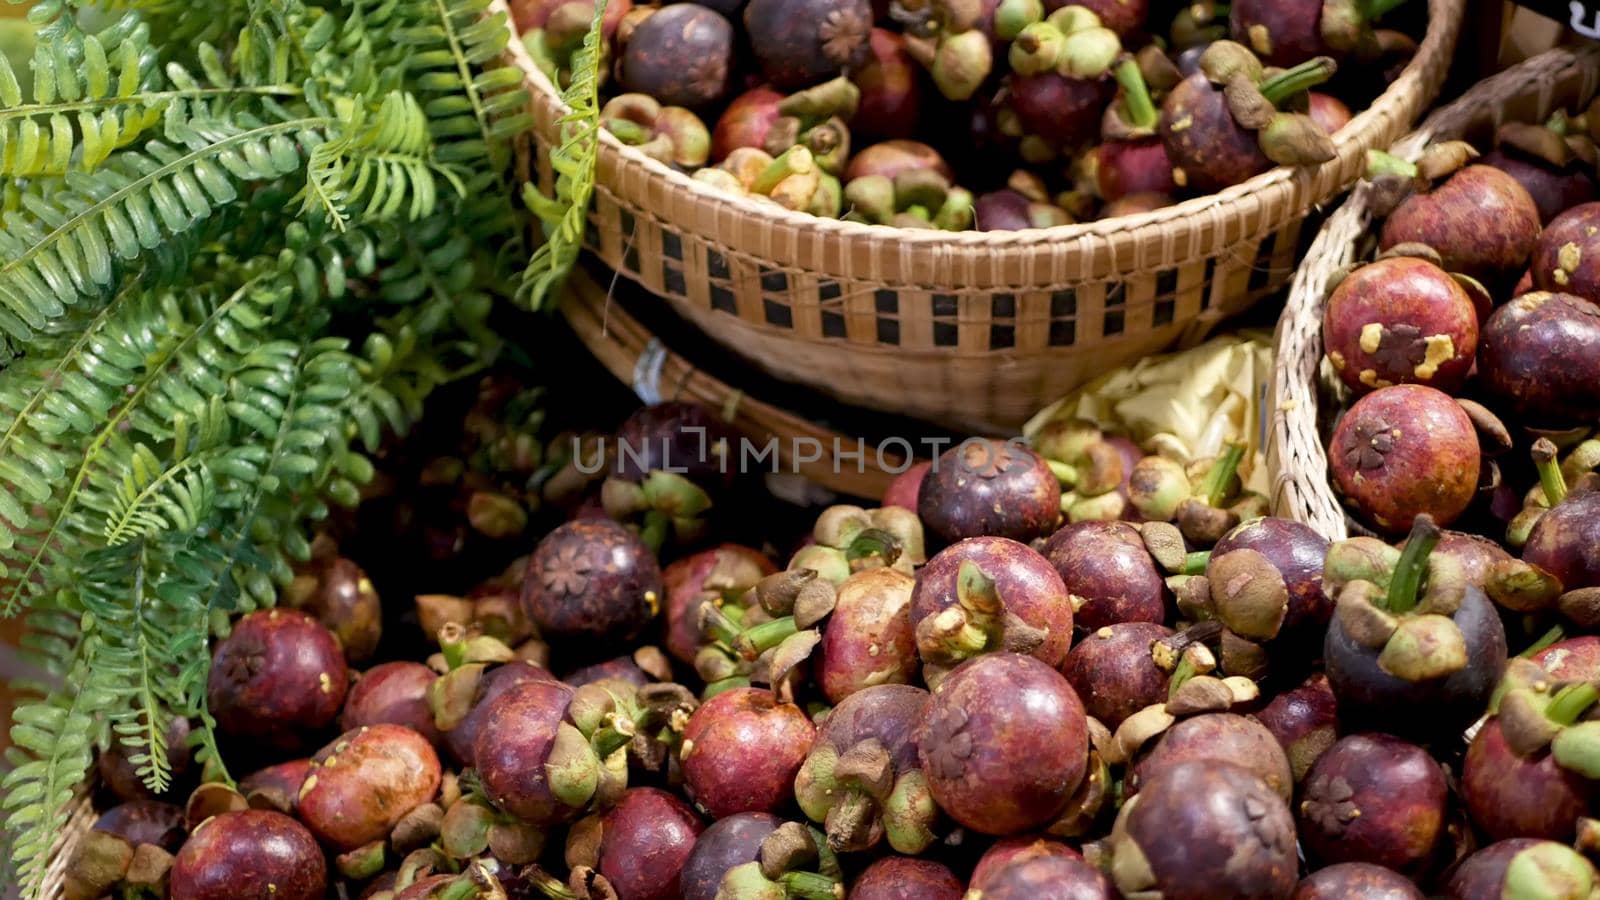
[505, 0, 1464, 433]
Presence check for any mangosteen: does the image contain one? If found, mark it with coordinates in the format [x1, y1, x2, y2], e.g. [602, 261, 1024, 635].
[1083, 57, 1177, 202]
[911, 537, 1073, 680]
[1230, 0, 1399, 67]
[1532, 636, 1600, 681]
[744, 0, 873, 90]
[602, 94, 715, 171]
[94, 800, 187, 853]
[844, 139, 953, 182]
[1480, 292, 1600, 427]
[1463, 709, 1599, 843]
[970, 835, 1082, 891]
[1293, 863, 1426, 900]
[619, 4, 735, 108]
[1446, 839, 1600, 899]
[286, 554, 381, 664]
[1532, 203, 1600, 305]
[1323, 256, 1479, 395]
[1061, 622, 1175, 728]
[1005, 9, 1121, 148]
[662, 544, 774, 666]
[99, 717, 192, 803]
[169, 810, 326, 900]
[1050, 0, 1146, 36]
[918, 440, 1061, 545]
[849, 856, 964, 900]
[680, 687, 816, 817]
[522, 518, 663, 645]
[296, 724, 442, 851]
[436, 659, 557, 767]
[1298, 733, 1447, 872]
[972, 853, 1117, 899]
[1484, 117, 1599, 225]
[1375, 148, 1542, 292]
[817, 567, 919, 702]
[1100, 192, 1173, 216]
[709, 826, 845, 899]
[881, 461, 932, 510]
[714, 88, 787, 162]
[680, 812, 784, 900]
[1107, 759, 1298, 900]
[1422, 530, 1514, 589]
[1254, 674, 1338, 781]
[1204, 516, 1333, 666]
[237, 758, 311, 814]
[1130, 713, 1293, 802]
[474, 679, 622, 826]
[1307, 92, 1353, 135]
[795, 684, 933, 853]
[1042, 521, 1168, 630]
[342, 661, 443, 747]
[974, 188, 1073, 229]
[1328, 384, 1480, 532]
[1159, 42, 1337, 193]
[915, 653, 1088, 834]
[1322, 516, 1508, 738]
[852, 29, 925, 142]
[207, 608, 349, 750]
[567, 787, 704, 900]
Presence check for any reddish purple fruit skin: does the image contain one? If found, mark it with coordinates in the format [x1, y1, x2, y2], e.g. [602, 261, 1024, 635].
[523, 518, 663, 642]
[970, 835, 1082, 891]
[1254, 674, 1338, 780]
[612, 401, 739, 491]
[1525, 493, 1600, 592]
[1483, 151, 1597, 225]
[1479, 292, 1600, 425]
[1328, 384, 1480, 532]
[619, 5, 735, 108]
[1323, 257, 1479, 395]
[207, 608, 349, 749]
[1306, 93, 1353, 135]
[238, 758, 312, 813]
[93, 800, 187, 852]
[918, 442, 1061, 545]
[1009, 72, 1113, 148]
[445, 660, 557, 766]
[915, 653, 1088, 835]
[1533, 202, 1600, 304]
[1118, 760, 1298, 900]
[813, 683, 926, 769]
[170, 810, 327, 900]
[969, 854, 1117, 900]
[912, 537, 1074, 668]
[1160, 73, 1270, 193]
[679, 812, 783, 900]
[599, 788, 705, 900]
[565, 655, 653, 689]
[1298, 733, 1447, 872]
[1214, 517, 1333, 639]
[663, 544, 774, 666]
[1042, 521, 1168, 630]
[680, 687, 816, 818]
[1422, 531, 1513, 589]
[299, 556, 381, 663]
[1059, 621, 1173, 728]
[848, 857, 965, 900]
[1229, 0, 1329, 66]
[881, 461, 931, 510]
[1380, 165, 1542, 290]
[298, 724, 442, 851]
[1132, 713, 1293, 801]
[342, 661, 443, 746]
[1293, 863, 1426, 900]
[474, 679, 582, 826]
[1043, 0, 1144, 34]
[1463, 716, 1596, 842]
[851, 29, 923, 142]
[974, 190, 1041, 231]
[843, 140, 953, 182]
[743, 0, 873, 89]
[819, 568, 919, 702]
[1530, 636, 1600, 680]
[712, 88, 784, 161]
[1094, 138, 1177, 202]
[1446, 839, 1559, 900]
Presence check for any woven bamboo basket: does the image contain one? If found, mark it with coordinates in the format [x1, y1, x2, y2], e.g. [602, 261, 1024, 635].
[502, 0, 1464, 433]
[1268, 44, 1600, 542]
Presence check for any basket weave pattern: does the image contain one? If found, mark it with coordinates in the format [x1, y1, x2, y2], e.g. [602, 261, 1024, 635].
[504, 0, 1464, 432]
[1268, 45, 1600, 541]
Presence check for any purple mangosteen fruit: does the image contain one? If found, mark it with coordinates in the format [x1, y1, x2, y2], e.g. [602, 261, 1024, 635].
[970, 835, 1082, 890]
[818, 567, 920, 702]
[663, 543, 775, 666]
[848, 857, 964, 900]
[1229, 0, 1396, 67]
[620, 4, 736, 108]
[1307, 92, 1353, 135]
[918, 440, 1061, 545]
[169, 810, 326, 900]
[915, 652, 1088, 835]
[680, 687, 816, 818]
[1293, 863, 1426, 900]
[439, 659, 557, 767]
[881, 460, 931, 510]
[474, 679, 609, 826]
[1207, 516, 1334, 654]
[297, 724, 441, 851]
[744, 0, 873, 90]
[1483, 118, 1599, 225]
[1254, 673, 1338, 780]
[237, 758, 312, 814]
[1328, 384, 1480, 532]
[580, 787, 705, 900]
[1532, 203, 1600, 304]
[1060, 621, 1174, 728]
[98, 717, 192, 803]
[1130, 713, 1293, 802]
[679, 812, 784, 900]
[1463, 710, 1599, 843]
[911, 537, 1074, 677]
[522, 518, 663, 643]
[852, 29, 924, 142]
[342, 661, 443, 747]
[1297, 733, 1447, 872]
[1042, 520, 1168, 630]
[288, 554, 382, 664]
[1323, 256, 1479, 395]
[207, 608, 348, 750]
[1478, 292, 1600, 426]
[1446, 839, 1600, 899]
[93, 800, 187, 853]
[969, 852, 1117, 899]
[1378, 159, 1542, 292]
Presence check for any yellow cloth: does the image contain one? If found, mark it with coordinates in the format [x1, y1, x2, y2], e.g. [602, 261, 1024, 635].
[1023, 331, 1274, 495]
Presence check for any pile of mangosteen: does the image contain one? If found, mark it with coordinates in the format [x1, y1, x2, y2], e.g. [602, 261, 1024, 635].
[512, 0, 1430, 228]
[66, 367, 1600, 900]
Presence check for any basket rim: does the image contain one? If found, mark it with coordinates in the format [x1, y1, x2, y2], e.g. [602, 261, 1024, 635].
[1267, 43, 1600, 542]
[498, 0, 1464, 248]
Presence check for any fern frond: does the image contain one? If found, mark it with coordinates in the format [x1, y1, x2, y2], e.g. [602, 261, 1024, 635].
[300, 91, 465, 229]
[518, 0, 605, 309]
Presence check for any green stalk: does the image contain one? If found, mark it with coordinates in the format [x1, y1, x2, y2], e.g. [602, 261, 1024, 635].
[701, 602, 744, 646]
[845, 528, 902, 568]
[440, 623, 469, 670]
[1522, 624, 1567, 659]
[735, 615, 800, 660]
[702, 676, 750, 699]
[1113, 58, 1158, 130]
[1047, 458, 1079, 486]
[1385, 515, 1440, 614]
[1183, 551, 1211, 575]
[781, 871, 844, 900]
[1167, 651, 1201, 699]
[1358, 0, 1408, 20]
[1259, 57, 1337, 107]
[1548, 682, 1600, 726]
[1534, 438, 1569, 507]
[591, 722, 636, 758]
[1366, 149, 1419, 180]
[1200, 443, 1246, 508]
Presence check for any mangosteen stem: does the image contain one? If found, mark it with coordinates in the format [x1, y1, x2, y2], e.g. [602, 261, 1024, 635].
[824, 789, 879, 852]
[1522, 624, 1567, 658]
[735, 615, 800, 660]
[1183, 550, 1211, 575]
[1534, 438, 1569, 506]
[1167, 650, 1202, 699]
[591, 720, 636, 759]
[440, 623, 469, 670]
[1548, 682, 1600, 727]
[845, 528, 902, 569]
[1048, 458, 1079, 486]
[1258, 57, 1337, 108]
[700, 602, 744, 646]
[1199, 443, 1245, 508]
[753, 146, 816, 196]
[1366, 149, 1419, 180]
[1358, 0, 1408, 21]
[703, 675, 750, 699]
[780, 871, 843, 900]
[1113, 58, 1158, 131]
[1385, 515, 1440, 615]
